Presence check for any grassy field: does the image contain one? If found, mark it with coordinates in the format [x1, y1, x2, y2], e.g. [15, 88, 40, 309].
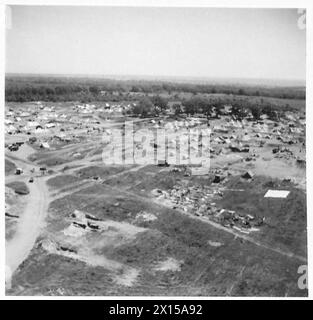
[217, 176, 307, 257]
[75, 165, 135, 179]
[5, 159, 16, 175]
[8, 165, 307, 296]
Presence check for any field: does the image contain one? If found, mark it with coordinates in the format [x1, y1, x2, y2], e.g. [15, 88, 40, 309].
[5, 77, 307, 296]
[9, 172, 306, 296]
[5, 159, 16, 175]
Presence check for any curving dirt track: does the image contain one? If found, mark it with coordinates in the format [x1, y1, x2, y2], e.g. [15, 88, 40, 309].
[6, 177, 50, 275]
[5, 146, 52, 288]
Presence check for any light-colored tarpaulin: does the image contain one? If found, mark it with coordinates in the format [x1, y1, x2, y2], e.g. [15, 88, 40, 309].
[264, 190, 290, 198]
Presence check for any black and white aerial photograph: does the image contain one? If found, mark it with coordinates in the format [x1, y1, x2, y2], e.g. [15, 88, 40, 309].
[4, 2, 309, 298]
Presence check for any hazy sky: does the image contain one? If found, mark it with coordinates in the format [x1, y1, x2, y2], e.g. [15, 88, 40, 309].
[6, 6, 306, 81]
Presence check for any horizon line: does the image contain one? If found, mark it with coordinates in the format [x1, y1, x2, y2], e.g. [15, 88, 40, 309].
[5, 72, 306, 87]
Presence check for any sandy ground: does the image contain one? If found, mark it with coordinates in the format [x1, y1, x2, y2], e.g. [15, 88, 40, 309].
[5, 187, 28, 240]
[6, 178, 49, 275]
[5, 144, 52, 288]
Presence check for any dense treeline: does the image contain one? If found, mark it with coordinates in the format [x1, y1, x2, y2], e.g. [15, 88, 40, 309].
[5, 75, 305, 102]
[128, 94, 296, 121]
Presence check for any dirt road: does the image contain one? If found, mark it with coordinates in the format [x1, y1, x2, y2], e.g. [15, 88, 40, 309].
[5, 145, 52, 288]
[5, 176, 50, 283]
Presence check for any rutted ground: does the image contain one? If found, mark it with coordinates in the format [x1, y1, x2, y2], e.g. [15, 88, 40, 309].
[7, 165, 307, 296]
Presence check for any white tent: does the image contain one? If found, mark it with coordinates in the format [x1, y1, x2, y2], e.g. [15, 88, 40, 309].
[40, 142, 50, 149]
[45, 123, 56, 128]
[5, 119, 13, 125]
[20, 112, 31, 117]
[34, 128, 45, 134]
[27, 121, 40, 127]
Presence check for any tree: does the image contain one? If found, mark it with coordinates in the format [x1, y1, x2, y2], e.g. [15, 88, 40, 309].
[132, 97, 154, 117]
[183, 99, 196, 115]
[183, 96, 210, 115]
[151, 95, 168, 113]
[231, 102, 247, 120]
[249, 104, 262, 120]
[173, 103, 182, 115]
[238, 88, 246, 95]
[46, 87, 55, 95]
[262, 103, 278, 121]
[89, 85, 100, 95]
[213, 99, 224, 116]
[202, 103, 213, 117]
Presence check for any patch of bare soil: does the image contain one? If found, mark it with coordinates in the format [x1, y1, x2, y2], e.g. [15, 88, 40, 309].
[5, 187, 27, 240]
[39, 209, 146, 287]
[154, 257, 183, 272]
